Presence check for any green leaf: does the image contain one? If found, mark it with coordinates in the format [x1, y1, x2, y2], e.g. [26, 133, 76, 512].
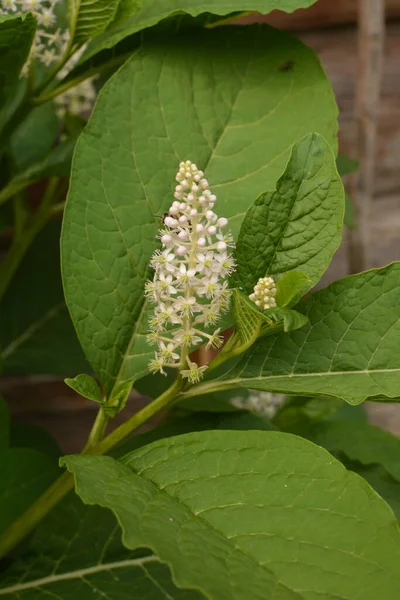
[232, 133, 344, 296]
[0, 13, 35, 106]
[336, 154, 358, 229]
[347, 462, 400, 522]
[63, 429, 400, 600]
[0, 494, 203, 599]
[114, 408, 276, 457]
[83, 0, 319, 63]
[0, 401, 60, 538]
[10, 103, 59, 171]
[0, 139, 75, 204]
[212, 263, 400, 405]
[0, 222, 88, 376]
[308, 420, 400, 483]
[344, 191, 357, 229]
[62, 25, 337, 397]
[273, 395, 344, 434]
[68, 0, 121, 45]
[0, 397, 9, 451]
[9, 420, 60, 456]
[336, 153, 358, 177]
[230, 289, 308, 359]
[275, 270, 310, 307]
[64, 373, 103, 403]
[0, 449, 60, 537]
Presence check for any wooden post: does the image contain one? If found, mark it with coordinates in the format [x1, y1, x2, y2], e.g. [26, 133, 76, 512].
[347, 0, 385, 273]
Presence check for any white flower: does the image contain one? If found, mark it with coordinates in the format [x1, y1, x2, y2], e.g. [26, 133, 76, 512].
[181, 361, 208, 384]
[249, 276, 277, 310]
[147, 160, 236, 380]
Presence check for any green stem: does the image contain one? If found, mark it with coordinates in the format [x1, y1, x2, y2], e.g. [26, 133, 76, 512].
[0, 472, 74, 560]
[0, 378, 183, 559]
[82, 406, 109, 453]
[0, 178, 60, 300]
[32, 53, 132, 105]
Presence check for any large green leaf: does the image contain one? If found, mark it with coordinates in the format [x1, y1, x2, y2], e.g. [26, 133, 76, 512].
[68, 0, 121, 45]
[0, 494, 203, 599]
[232, 133, 344, 296]
[83, 0, 319, 62]
[0, 222, 88, 376]
[0, 14, 35, 106]
[63, 429, 400, 600]
[62, 25, 337, 398]
[196, 263, 400, 405]
[345, 462, 400, 523]
[308, 420, 400, 483]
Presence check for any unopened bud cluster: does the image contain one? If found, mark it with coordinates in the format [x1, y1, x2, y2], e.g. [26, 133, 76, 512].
[1, 0, 69, 72]
[249, 276, 277, 310]
[146, 160, 235, 384]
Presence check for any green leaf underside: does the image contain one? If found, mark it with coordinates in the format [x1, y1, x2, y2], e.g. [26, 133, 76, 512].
[62, 25, 337, 396]
[231, 289, 308, 354]
[0, 14, 35, 106]
[0, 495, 203, 600]
[63, 430, 400, 600]
[209, 262, 400, 405]
[308, 420, 400, 483]
[83, 0, 319, 62]
[232, 133, 344, 296]
[69, 0, 120, 45]
[64, 373, 103, 403]
[0, 222, 88, 375]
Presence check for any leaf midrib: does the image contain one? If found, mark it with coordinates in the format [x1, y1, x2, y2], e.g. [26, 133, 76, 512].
[0, 556, 158, 595]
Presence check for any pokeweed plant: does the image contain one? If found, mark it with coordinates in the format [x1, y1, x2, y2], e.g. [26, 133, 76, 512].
[1, 1, 400, 599]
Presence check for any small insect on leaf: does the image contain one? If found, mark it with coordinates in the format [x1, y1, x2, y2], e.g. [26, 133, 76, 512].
[278, 60, 295, 72]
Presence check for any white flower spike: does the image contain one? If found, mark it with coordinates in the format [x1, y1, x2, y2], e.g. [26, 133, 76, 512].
[147, 160, 235, 382]
[249, 276, 277, 310]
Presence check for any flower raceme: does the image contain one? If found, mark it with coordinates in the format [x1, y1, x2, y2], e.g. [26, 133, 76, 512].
[146, 160, 236, 384]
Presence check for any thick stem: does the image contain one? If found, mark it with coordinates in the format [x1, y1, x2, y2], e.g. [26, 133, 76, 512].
[0, 378, 183, 559]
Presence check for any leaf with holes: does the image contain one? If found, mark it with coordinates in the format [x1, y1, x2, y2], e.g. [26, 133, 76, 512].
[205, 263, 400, 405]
[63, 429, 400, 600]
[62, 25, 337, 398]
[232, 133, 344, 297]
